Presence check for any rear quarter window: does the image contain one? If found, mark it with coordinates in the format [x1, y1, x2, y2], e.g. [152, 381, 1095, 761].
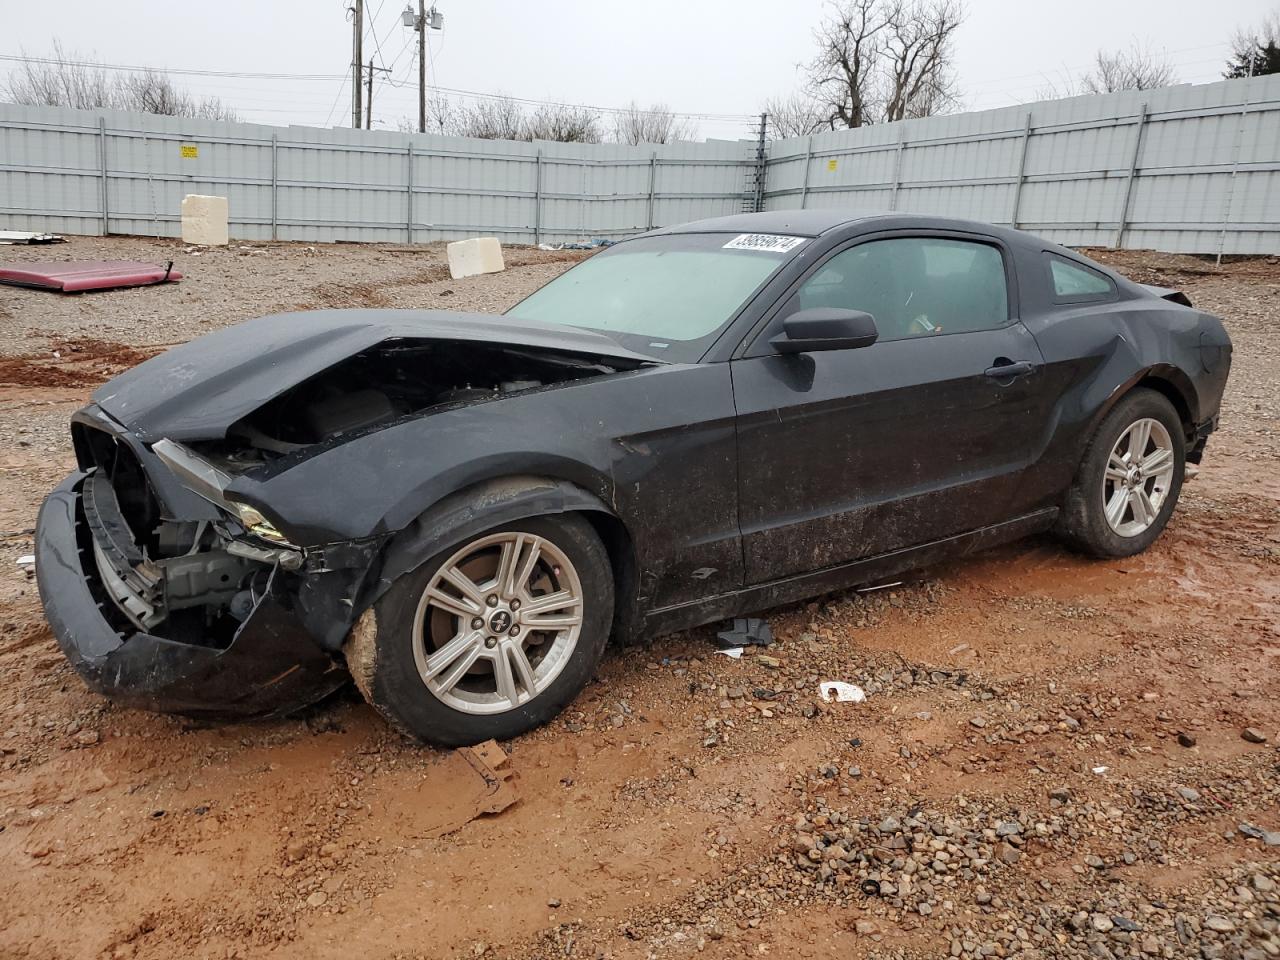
[1047, 255, 1116, 303]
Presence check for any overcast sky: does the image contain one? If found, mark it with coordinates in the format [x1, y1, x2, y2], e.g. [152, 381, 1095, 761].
[4, 0, 1276, 138]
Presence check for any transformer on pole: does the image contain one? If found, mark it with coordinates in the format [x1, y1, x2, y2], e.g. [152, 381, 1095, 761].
[403, 3, 444, 133]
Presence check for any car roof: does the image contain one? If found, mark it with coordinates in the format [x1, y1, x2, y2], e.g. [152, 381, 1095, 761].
[646, 210, 1040, 247]
[646, 210, 878, 238]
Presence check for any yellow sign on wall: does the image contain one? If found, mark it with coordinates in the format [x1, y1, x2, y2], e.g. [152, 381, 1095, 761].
[180, 144, 199, 159]
[827, 158, 838, 172]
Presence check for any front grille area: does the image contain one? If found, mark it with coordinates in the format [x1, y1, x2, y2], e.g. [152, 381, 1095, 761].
[72, 422, 163, 554]
[69, 481, 143, 641]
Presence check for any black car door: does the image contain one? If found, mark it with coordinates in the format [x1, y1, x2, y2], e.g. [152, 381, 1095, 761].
[731, 232, 1053, 585]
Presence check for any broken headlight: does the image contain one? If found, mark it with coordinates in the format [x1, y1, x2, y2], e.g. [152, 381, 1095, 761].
[230, 502, 291, 545]
[151, 438, 297, 548]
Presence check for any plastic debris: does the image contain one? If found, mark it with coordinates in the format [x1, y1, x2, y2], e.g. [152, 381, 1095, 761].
[716, 617, 773, 648]
[819, 681, 867, 703]
[857, 580, 903, 593]
[1238, 822, 1280, 845]
[716, 647, 744, 659]
[0, 230, 64, 245]
[16, 555, 35, 566]
[536, 238, 615, 251]
[0, 260, 182, 292]
[1092, 765, 1109, 775]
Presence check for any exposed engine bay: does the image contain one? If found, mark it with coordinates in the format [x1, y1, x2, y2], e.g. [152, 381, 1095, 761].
[74, 454, 273, 651]
[197, 339, 634, 469]
[67, 338, 639, 652]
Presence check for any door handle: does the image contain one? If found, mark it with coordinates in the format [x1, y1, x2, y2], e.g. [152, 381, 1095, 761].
[984, 360, 1037, 380]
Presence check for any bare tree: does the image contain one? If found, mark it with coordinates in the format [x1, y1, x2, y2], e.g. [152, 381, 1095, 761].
[396, 91, 458, 135]
[448, 96, 527, 140]
[120, 69, 239, 121]
[761, 93, 828, 138]
[1031, 73, 1082, 102]
[880, 0, 963, 120]
[3, 42, 238, 119]
[527, 103, 603, 143]
[803, 0, 964, 129]
[1226, 10, 1280, 77]
[432, 96, 603, 143]
[612, 102, 696, 144]
[3, 41, 121, 109]
[806, 0, 889, 129]
[1081, 44, 1178, 94]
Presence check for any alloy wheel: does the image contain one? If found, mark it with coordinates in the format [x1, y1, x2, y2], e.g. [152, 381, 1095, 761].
[1101, 417, 1176, 538]
[412, 531, 584, 715]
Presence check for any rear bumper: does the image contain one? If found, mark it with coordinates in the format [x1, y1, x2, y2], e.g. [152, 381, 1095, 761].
[1187, 415, 1218, 464]
[36, 472, 347, 718]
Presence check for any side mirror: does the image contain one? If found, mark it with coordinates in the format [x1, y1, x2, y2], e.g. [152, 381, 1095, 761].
[771, 307, 879, 354]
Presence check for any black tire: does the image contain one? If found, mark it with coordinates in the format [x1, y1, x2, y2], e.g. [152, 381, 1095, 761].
[1056, 388, 1186, 558]
[345, 514, 613, 746]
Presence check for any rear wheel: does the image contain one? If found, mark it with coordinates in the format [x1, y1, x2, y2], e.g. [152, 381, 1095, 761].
[345, 515, 612, 746]
[1056, 388, 1185, 558]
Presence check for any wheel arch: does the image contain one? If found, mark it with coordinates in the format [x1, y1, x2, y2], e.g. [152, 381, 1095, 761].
[364, 474, 641, 644]
[1061, 364, 1198, 498]
[1094, 364, 1200, 443]
[1132, 365, 1199, 437]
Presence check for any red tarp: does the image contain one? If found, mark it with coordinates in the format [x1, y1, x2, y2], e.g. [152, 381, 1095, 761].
[0, 260, 182, 293]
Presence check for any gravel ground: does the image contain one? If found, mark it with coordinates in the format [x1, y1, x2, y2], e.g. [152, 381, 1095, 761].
[0, 240, 1276, 960]
[0, 236, 586, 354]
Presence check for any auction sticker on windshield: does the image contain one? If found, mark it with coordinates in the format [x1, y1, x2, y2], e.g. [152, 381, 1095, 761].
[722, 234, 807, 254]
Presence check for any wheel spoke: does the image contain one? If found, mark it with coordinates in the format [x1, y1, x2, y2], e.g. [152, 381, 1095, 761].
[425, 584, 482, 621]
[512, 539, 542, 598]
[492, 644, 519, 707]
[522, 589, 577, 615]
[493, 535, 523, 598]
[523, 589, 582, 630]
[442, 566, 486, 605]
[1105, 465, 1128, 483]
[1141, 447, 1173, 477]
[525, 611, 583, 630]
[1134, 488, 1157, 526]
[1127, 420, 1151, 461]
[1105, 488, 1129, 528]
[506, 641, 537, 697]
[423, 629, 485, 685]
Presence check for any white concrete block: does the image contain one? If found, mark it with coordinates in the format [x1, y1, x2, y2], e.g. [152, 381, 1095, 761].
[447, 237, 505, 279]
[181, 194, 229, 246]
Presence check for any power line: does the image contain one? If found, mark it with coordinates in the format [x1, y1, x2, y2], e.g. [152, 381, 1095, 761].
[0, 51, 756, 122]
[381, 77, 753, 121]
[961, 40, 1233, 94]
[324, 64, 354, 127]
[365, 0, 392, 71]
[0, 53, 352, 81]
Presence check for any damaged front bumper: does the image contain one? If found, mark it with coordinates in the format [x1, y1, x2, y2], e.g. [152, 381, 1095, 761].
[36, 472, 348, 717]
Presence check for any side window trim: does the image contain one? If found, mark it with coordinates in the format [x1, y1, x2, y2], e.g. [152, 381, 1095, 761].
[1044, 252, 1118, 304]
[739, 229, 1018, 359]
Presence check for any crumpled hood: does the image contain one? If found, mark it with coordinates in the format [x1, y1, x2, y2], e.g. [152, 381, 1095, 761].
[93, 309, 655, 442]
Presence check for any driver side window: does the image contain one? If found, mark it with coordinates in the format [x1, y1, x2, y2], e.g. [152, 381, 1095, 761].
[791, 237, 1010, 341]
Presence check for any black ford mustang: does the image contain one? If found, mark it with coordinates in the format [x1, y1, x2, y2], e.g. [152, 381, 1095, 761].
[35, 211, 1232, 745]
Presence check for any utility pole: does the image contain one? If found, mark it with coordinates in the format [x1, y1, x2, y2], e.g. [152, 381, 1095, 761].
[350, 0, 363, 128]
[365, 59, 391, 130]
[418, 0, 427, 133]
[403, 3, 443, 133]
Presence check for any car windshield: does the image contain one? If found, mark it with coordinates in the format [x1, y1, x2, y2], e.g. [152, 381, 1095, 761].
[505, 232, 801, 361]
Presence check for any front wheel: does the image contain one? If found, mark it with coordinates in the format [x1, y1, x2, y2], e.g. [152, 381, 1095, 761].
[1056, 388, 1186, 558]
[345, 515, 613, 746]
